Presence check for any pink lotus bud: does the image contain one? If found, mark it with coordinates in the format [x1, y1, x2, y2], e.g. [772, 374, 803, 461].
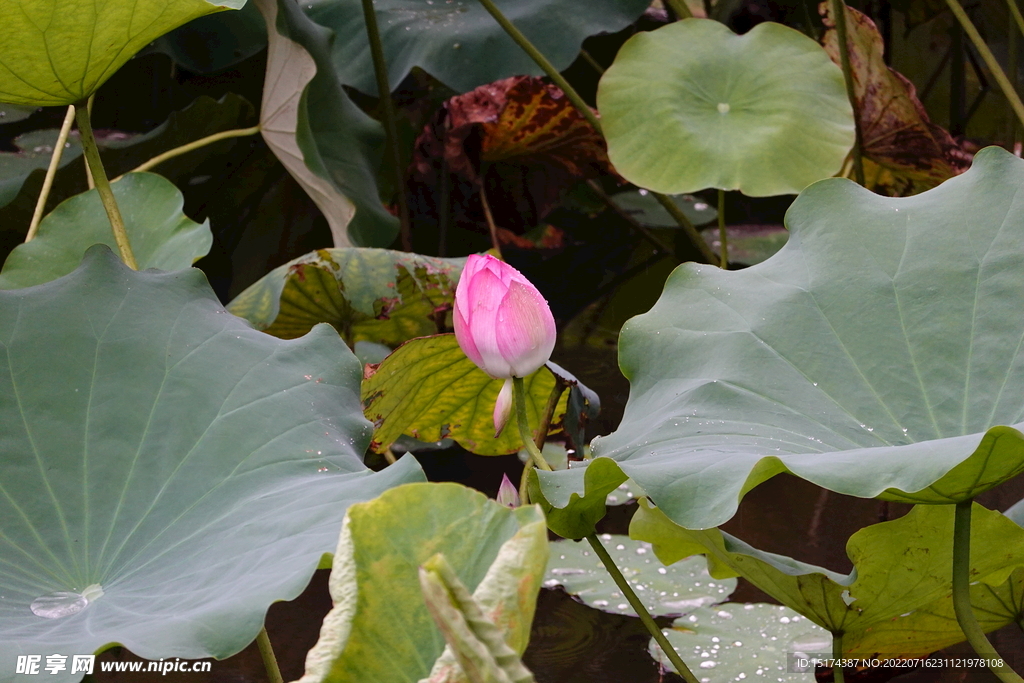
[453, 254, 556, 379]
[496, 473, 520, 508]
[493, 378, 513, 437]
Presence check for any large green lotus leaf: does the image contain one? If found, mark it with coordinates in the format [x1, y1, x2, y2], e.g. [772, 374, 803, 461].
[0, 102, 36, 123]
[597, 18, 854, 196]
[536, 147, 1024, 533]
[151, 1, 267, 74]
[545, 535, 736, 617]
[0, 246, 424, 681]
[302, 0, 651, 95]
[0, 173, 211, 289]
[226, 247, 464, 346]
[0, 0, 245, 106]
[295, 482, 547, 683]
[652, 603, 826, 682]
[630, 498, 1024, 656]
[361, 334, 570, 456]
[256, 0, 398, 248]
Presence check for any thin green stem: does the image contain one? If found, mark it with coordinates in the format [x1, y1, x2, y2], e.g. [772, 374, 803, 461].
[513, 376, 552, 472]
[946, 0, 1024, 132]
[579, 48, 604, 75]
[475, 0, 600, 132]
[361, 0, 412, 251]
[1007, 0, 1024, 42]
[115, 125, 260, 181]
[27, 104, 76, 242]
[256, 627, 284, 683]
[832, 631, 845, 683]
[586, 533, 699, 683]
[665, 0, 694, 19]
[651, 194, 719, 265]
[75, 100, 138, 270]
[84, 95, 95, 189]
[830, 0, 865, 186]
[717, 188, 728, 270]
[952, 500, 1024, 683]
[475, 0, 715, 260]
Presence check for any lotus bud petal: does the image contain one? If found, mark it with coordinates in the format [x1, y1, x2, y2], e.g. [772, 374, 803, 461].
[496, 473, 520, 508]
[493, 378, 513, 437]
[453, 254, 556, 380]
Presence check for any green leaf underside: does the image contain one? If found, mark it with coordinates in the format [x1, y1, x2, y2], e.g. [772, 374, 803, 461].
[536, 147, 1024, 533]
[0, 246, 423, 678]
[653, 603, 826, 682]
[631, 498, 1024, 657]
[545, 535, 737, 617]
[362, 334, 569, 456]
[227, 248, 464, 346]
[0, 0, 244, 106]
[295, 483, 547, 683]
[303, 0, 651, 95]
[598, 18, 855, 196]
[0, 173, 212, 289]
[256, 0, 399, 248]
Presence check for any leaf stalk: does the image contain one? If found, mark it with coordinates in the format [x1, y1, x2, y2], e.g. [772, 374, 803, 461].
[952, 500, 1024, 683]
[717, 188, 728, 269]
[946, 0, 1024, 133]
[26, 105, 77, 242]
[256, 626, 283, 683]
[585, 533, 700, 683]
[74, 100, 138, 270]
[360, 0, 412, 251]
[116, 125, 261, 180]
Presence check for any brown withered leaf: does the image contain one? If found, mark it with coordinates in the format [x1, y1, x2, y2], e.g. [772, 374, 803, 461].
[407, 75, 613, 243]
[821, 3, 971, 196]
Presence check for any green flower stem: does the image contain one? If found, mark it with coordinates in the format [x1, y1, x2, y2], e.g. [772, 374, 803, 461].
[256, 626, 284, 683]
[115, 125, 261, 181]
[1008, 0, 1024, 41]
[717, 188, 728, 270]
[832, 631, 845, 683]
[475, 0, 717, 264]
[830, 0, 865, 187]
[26, 105, 76, 242]
[952, 500, 1024, 683]
[664, 0, 694, 19]
[946, 0, 1024, 132]
[74, 100, 138, 270]
[360, 0, 412, 251]
[585, 533, 699, 683]
[513, 376, 552, 472]
[475, 0, 600, 132]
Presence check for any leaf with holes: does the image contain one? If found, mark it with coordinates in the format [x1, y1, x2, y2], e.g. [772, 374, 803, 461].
[361, 334, 571, 456]
[227, 248, 465, 346]
[0, 0, 244, 106]
[0, 246, 424, 682]
[0, 173, 211, 289]
[822, 3, 969, 196]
